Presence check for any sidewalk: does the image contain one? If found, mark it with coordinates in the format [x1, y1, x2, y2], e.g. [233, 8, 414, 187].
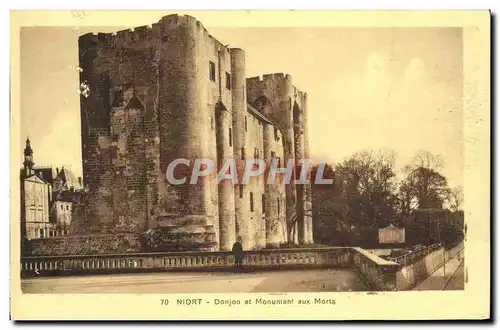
[412, 249, 464, 291]
[442, 260, 465, 290]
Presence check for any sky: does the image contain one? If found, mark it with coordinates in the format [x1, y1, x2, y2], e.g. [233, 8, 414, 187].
[20, 22, 463, 188]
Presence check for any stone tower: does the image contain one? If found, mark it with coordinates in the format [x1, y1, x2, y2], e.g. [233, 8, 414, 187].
[78, 14, 312, 251]
[246, 74, 314, 244]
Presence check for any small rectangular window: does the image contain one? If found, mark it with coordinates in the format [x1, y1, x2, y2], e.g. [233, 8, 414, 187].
[209, 61, 216, 82]
[250, 192, 254, 212]
[112, 88, 124, 107]
[253, 148, 260, 159]
[274, 127, 278, 141]
[229, 127, 232, 147]
[277, 197, 280, 216]
[226, 72, 231, 90]
[241, 148, 245, 160]
[262, 194, 266, 214]
[245, 116, 248, 131]
[239, 184, 243, 198]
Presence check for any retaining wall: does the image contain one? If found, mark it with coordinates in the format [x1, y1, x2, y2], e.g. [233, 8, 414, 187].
[396, 246, 446, 290]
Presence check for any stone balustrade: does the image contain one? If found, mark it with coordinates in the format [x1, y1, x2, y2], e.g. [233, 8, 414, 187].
[20, 245, 452, 291]
[387, 243, 443, 266]
[20, 247, 352, 277]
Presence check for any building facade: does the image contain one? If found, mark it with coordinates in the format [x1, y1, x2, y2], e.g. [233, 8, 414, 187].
[20, 138, 53, 239]
[78, 14, 313, 250]
[50, 166, 85, 235]
[20, 139, 84, 239]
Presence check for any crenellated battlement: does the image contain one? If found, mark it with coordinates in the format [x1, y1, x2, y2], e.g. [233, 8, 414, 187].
[78, 14, 200, 48]
[78, 13, 232, 54]
[159, 13, 197, 28]
[247, 73, 293, 85]
[78, 30, 140, 47]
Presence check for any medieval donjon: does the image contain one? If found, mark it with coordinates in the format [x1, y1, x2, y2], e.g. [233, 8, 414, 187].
[78, 14, 313, 251]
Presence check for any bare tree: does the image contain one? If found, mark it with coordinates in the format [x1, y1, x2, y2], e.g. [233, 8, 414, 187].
[410, 149, 444, 172]
[403, 150, 449, 209]
[446, 186, 464, 212]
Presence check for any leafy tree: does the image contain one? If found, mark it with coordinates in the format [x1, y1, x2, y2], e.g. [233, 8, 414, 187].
[310, 149, 463, 248]
[396, 179, 419, 224]
[311, 150, 399, 246]
[335, 150, 399, 228]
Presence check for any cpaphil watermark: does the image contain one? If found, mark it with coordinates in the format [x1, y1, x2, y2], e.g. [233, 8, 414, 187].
[165, 158, 333, 185]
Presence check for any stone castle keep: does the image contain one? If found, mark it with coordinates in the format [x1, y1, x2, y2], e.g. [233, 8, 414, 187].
[78, 14, 313, 251]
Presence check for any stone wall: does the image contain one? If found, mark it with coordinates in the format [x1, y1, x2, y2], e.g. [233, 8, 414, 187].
[395, 246, 447, 290]
[351, 247, 399, 291]
[351, 245, 457, 291]
[28, 234, 141, 256]
[245, 113, 266, 248]
[246, 74, 312, 244]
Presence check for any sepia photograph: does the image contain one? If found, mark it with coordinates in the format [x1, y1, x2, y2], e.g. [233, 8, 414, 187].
[9, 9, 490, 320]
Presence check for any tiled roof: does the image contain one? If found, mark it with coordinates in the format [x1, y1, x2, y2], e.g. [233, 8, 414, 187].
[55, 167, 82, 190]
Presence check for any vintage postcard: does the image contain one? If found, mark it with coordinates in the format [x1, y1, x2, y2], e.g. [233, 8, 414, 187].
[10, 10, 490, 320]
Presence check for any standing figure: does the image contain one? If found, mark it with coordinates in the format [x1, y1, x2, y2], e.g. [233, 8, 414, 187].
[232, 236, 244, 269]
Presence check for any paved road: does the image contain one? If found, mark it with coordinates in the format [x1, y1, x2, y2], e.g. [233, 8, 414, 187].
[443, 258, 465, 290]
[412, 246, 464, 291]
[21, 268, 370, 294]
